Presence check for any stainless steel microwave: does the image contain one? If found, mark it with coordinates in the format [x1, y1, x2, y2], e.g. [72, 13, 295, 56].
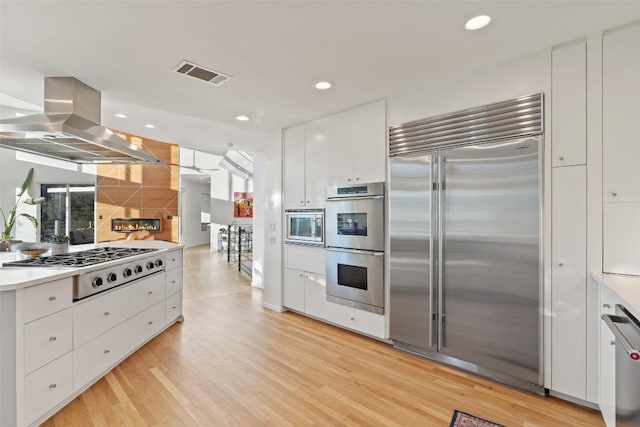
[285, 209, 325, 246]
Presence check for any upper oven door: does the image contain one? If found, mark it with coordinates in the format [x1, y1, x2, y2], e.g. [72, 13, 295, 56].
[326, 197, 384, 251]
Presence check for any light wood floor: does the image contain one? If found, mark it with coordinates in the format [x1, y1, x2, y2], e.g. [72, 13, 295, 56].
[44, 245, 603, 426]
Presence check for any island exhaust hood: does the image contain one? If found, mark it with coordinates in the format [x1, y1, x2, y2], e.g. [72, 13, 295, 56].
[0, 77, 161, 164]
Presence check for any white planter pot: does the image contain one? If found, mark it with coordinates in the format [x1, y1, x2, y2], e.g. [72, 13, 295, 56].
[49, 243, 69, 256]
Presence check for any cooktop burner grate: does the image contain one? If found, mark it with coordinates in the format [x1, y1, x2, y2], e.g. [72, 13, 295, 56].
[2, 247, 158, 268]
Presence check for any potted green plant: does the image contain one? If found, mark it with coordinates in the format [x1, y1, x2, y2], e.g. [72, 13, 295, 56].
[47, 233, 70, 256]
[1, 168, 45, 251]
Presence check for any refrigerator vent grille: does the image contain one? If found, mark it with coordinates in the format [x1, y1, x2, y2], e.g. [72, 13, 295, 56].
[388, 93, 544, 156]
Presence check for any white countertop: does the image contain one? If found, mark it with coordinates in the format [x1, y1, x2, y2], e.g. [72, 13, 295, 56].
[0, 240, 183, 291]
[593, 272, 640, 320]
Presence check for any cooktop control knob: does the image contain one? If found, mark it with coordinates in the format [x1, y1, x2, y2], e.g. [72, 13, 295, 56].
[107, 272, 117, 282]
[123, 268, 133, 278]
[146, 261, 155, 270]
[155, 259, 163, 268]
[134, 265, 143, 274]
[92, 277, 103, 288]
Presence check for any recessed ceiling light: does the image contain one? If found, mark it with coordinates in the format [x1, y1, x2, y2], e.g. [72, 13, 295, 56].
[314, 81, 332, 90]
[115, 113, 127, 118]
[145, 124, 155, 128]
[15, 112, 26, 117]
[465, 15, 491, 31]
[236, 115, 250, 121]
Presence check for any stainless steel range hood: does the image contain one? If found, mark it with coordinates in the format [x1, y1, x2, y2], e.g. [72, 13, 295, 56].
[0, 77, 161, 164]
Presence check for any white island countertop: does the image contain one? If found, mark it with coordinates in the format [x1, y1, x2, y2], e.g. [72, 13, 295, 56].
[0, 240, 183, 291]
[593, 272, 640, 320]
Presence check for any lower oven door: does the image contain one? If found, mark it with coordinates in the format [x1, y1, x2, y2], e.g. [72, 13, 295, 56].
[326, 247, 384, 314]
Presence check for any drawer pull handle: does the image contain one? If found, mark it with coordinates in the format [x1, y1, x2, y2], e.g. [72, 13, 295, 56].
[49, 384, 57, 389]
[171, 258, 176, 262]
[171, 280, 176, 284]
[48, 296, 57, 301]
[49, 336, 57, 341]
[350, 317, 355, 321]
[104, 349, 111, 354]
[148, 291, 153, 295]
[172, 306, 177, 309]
[148, 321, 153, 325]
[104, 312, 110, 316]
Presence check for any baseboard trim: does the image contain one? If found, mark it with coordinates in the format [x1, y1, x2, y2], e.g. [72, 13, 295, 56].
[263, 302, 284, 312]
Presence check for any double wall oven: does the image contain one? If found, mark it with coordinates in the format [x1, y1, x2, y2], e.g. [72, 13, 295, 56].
[325, 182, 385, 314]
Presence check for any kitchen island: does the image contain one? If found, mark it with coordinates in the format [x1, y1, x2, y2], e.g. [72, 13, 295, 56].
[0, 240, 183, 427]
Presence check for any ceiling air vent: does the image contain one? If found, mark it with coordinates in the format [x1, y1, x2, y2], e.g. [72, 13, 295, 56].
[173, 60, 231, 86]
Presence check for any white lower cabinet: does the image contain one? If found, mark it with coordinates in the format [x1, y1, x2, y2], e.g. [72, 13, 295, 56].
[283, 268, 306, 312]
[24, 308, 72, 375]
[304, 273, 326, 319]
[73, 321, 131, 390]
[130, 300, 166, 348]
[73, 286, 130, 348]
[551, 165, 587, 399]
[166, 268, 181, 296]
[166, 291, 183, 324]
[325, 301, 385, 339]
[283, 268, 327, 318]
[24, 352, 73, 426]
[130, 273, 166, 315]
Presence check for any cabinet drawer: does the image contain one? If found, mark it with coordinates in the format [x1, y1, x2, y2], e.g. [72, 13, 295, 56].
[130, 301, 165, 349]
[24, 352, 72, 426]
[73, 286, 130, 348]
[325, 302, 385, 338]
[304, 274, 326, 320]
[73, 321, 131, 391]
[165, 250, 181, 271]
[24, 278, 73, 323]
[130, 273, 166, 315]
[166, 268, 181, 296]
[166, 291, 182, 324]
[24, 309, 72, 375]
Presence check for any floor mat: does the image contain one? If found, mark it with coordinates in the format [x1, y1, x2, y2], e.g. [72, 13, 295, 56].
[450, 410, 505, 427]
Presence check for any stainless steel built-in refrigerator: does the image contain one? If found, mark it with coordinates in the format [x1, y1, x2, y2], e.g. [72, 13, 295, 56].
[389, 94, 544, 391]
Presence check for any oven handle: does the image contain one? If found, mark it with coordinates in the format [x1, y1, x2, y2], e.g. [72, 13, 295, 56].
[326, 195, 384, 202]
[326, 247, 384, 256]
[602, 313, 640, 361]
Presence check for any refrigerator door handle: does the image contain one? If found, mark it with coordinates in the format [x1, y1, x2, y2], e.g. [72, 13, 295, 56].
[429, 158, 436, 348]
[437, 155, 446, 350]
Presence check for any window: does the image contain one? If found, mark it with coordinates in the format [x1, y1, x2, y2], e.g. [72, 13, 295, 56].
[40, 184, 95, 244]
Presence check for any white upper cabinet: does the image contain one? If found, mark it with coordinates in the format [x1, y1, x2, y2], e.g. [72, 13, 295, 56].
[283, 124, 307, 209]
[603, 23, 640, 202]
[304, 118, 329, 207]
[326, 100, 386, 186]
[552, 41, 586, 167]
[283, 119, 328, 209]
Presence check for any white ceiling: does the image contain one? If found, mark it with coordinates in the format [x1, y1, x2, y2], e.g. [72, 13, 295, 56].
[2, 1, 640, 154]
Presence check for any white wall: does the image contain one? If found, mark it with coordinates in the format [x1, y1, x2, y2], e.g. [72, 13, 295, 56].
[210, 198, 252, 226]
[252, 151, 265, 288]
[0, 148, 95, 242]
[210, 169, 231, 200]
[179, 179, 210, 247]
[259, 129, 283, 311]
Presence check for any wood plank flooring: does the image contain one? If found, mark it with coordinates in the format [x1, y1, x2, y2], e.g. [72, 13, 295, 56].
[43, 245, 603, 426]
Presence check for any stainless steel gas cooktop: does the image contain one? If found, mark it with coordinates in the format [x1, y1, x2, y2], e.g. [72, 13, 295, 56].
[2, 246, 166, 301]
[2, 247, 157, 267]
